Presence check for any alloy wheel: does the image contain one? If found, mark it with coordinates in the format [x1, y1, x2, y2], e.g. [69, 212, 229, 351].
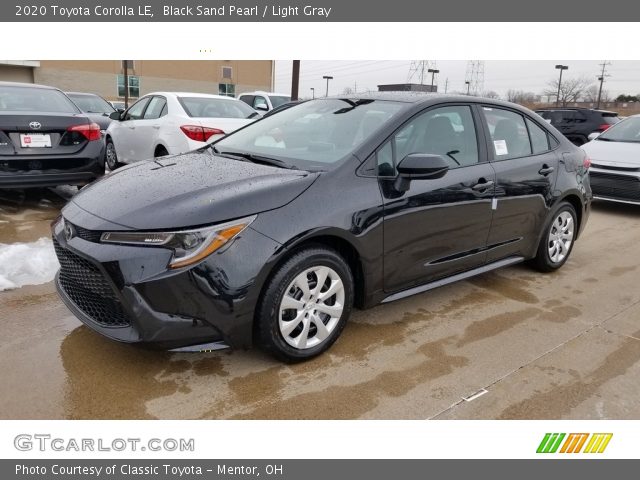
[278, 266, 345, 350]
[548, 211, 574, 263]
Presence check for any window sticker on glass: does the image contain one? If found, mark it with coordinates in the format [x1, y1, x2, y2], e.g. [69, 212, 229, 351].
[494, 139, 508, 156]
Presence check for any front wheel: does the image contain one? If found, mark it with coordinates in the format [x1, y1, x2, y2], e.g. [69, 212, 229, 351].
[531, 202, 577, 272]
[256, 247, 354, 362]
[105, 139, 120, 170]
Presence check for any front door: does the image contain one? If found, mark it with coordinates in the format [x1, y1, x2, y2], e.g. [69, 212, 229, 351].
[380, 104, 496, 293]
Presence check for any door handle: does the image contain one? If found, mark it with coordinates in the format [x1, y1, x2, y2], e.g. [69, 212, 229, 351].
[538, 165, 555, 176]
[471, 179, 494, 191]
[152, 125, 160, 130]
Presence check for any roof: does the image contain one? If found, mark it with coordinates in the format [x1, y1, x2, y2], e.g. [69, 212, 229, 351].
[319, 91, 523, 109]
[535, 106, 619, 114]
[238, 91, 290, 96]
[65, 91, 103, 96]
[146, 91, 243, 100]
[0, 81, 58, 90]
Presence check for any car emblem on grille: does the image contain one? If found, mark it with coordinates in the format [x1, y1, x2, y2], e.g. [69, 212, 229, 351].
[64, 222, 75, 241]
[29, 121, 42, 130]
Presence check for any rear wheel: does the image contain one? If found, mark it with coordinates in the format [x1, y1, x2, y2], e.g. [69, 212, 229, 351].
[531, 202, 577, 272]
[256, 247, 354, 362]
[105, 139, 120, 170]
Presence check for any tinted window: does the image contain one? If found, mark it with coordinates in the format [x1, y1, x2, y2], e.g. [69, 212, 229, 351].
[239, 95, 255, 106]
[178, 97, 256, 119]
[215, 99, 404, 169]
[526, 118, 550, 154]
[67, 94, 115, 114]
[483, 107, 532, 159]
[378, 105, 479, 175]
[0, 86, 79, 113]
[269, 95, 291, 108]
[125, 97, 150, 120]
[143, 96, 167, 119]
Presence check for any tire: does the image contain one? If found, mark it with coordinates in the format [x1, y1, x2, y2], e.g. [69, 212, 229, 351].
[256, 247, 354, 362]
[155, 146, 169, 158]
[105, 139, 120, 170]
[530, 202, 578, 272]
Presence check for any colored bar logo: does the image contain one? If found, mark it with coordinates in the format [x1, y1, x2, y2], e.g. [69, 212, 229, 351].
[537, 433, 612, 453]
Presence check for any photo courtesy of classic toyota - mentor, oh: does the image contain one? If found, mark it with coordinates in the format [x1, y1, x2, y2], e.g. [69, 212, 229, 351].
[51, 93, 591, 361]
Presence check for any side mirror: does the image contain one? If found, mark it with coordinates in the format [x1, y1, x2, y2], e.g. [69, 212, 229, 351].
[587, 131, 601, 141]
[394, 153, 450, 192]
[255, 104, 269, 112]
[109, 111, 122, 120]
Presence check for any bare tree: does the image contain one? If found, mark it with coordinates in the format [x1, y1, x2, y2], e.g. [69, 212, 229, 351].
[543, 76, 591, 106]
[482, 90, 500, 99]
[506, 89, 537, 104]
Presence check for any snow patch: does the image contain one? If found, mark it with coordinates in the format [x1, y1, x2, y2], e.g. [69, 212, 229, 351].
[0, 238, 59, 291]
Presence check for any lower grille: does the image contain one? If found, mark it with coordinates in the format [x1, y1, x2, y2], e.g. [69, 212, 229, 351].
[590, 172, 640, 201]
[53, 238, 131, 327]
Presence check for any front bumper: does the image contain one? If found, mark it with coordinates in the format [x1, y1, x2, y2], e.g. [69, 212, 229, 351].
[51, 210, 281, 350]
[589, 167, 640, 205]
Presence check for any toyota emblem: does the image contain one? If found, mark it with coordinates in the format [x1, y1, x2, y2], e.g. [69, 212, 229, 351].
[64, 222, 75, 241]
[29, 121, 42, 130]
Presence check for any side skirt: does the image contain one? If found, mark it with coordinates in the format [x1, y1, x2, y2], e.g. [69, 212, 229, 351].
[381, 256, 525, 304]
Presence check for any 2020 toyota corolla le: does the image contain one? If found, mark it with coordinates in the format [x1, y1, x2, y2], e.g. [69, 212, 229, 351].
[52, 94, 592, 361]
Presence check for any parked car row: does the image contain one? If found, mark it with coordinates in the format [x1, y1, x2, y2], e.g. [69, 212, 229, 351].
[535, 107, 621, 146]
[0, 81, 271, 187]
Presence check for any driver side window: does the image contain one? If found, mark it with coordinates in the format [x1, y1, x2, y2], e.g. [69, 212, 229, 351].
[124, 97, 149, 120]
[376, 105, 479, 176]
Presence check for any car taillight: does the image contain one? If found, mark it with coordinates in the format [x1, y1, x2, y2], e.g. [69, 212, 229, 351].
[583, 157, 591, 169]
[180, 125, 225, 142]
[597, 124, 612, 131]
[67, 122, 101, 141]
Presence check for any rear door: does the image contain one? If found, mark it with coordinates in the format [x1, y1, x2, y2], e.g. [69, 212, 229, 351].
[381, 103, 496, 293]
[479, 105, 561, 262]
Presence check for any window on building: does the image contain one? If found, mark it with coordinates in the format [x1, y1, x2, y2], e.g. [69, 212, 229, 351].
[222, 66, 233, 80]
[218, 83, 235, 97]
[117, 74, 140, 99]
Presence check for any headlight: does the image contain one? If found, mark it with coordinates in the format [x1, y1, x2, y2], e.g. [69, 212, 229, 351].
[100, 215, 256, 269]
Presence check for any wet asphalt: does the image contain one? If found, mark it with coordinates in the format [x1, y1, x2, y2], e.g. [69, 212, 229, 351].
[1, 187, 639, 419]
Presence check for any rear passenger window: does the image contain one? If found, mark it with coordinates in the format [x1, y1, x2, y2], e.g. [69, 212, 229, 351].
[143, 96, 167, 119]
[483, 107, 532, 160]
[526, 118, 550, 154]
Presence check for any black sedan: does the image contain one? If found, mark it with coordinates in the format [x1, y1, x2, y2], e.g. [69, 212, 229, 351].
[0, 82, 105, 188]
[52, 93, 591, 361]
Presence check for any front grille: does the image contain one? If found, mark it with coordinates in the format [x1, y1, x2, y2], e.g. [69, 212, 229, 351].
[53, 238, 131, 327]
[590, 172, 640, 201]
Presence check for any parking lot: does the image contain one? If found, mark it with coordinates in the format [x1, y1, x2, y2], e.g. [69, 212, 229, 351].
[1, 187, 639, 420]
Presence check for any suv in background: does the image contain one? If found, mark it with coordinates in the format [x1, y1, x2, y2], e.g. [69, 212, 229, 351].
[238, 91, 291, 113]
[535, 107, 621, 145]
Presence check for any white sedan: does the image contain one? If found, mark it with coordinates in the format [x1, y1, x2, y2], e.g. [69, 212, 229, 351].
[104, 92, 260, 169]
[582, 114, 640, 205]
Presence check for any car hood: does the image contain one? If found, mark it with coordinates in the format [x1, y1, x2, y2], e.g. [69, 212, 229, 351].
[68, 149, 318, 230]
[582, 140, 640, 168]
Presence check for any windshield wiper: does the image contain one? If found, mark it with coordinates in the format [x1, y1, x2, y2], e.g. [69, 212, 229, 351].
[247, 112, 261, 119]
[597, 137, 615, 141]
[215, 149, 298, 170]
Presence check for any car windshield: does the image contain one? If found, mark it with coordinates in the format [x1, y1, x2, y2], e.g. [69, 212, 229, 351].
[214, 98, 404, 169]
[0, 86, 80, 113]
[68, 94, 115, 114]
[178, 97, 257, 119]
[597, 117, 640, 142]
[268, 95, 291, 108]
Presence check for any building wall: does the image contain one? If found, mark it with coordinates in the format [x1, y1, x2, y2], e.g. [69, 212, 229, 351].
[0, 64, 35, 83]
[29, 60, 273, 100]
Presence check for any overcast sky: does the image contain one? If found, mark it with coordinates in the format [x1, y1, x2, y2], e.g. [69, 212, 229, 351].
[274, 60, 640, 99]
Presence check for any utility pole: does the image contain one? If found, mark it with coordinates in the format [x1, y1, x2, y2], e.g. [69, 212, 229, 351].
[310, 87, 315, 99]
[428, 68, 439, 92]
[555, 64, 569, 107]
[122, 60, 130, 109]
[596, 60, 612, 109]
[444, 78, 449, 93]
[465, 81, 470, 95]
[291, 60, 300, 101]
[323, 75, 333, 97]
